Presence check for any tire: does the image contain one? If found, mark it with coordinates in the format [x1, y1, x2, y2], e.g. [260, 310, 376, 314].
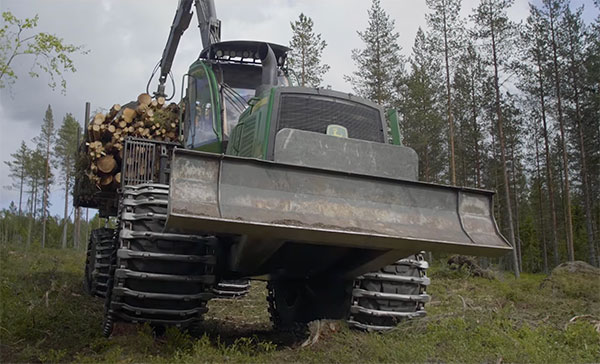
[347, 254, 430, 331]
[102, 184, 217, 336]
[267, 278, 352, 330]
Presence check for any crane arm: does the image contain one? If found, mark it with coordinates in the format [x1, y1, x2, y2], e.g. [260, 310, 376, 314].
[155, 0, 221, 97]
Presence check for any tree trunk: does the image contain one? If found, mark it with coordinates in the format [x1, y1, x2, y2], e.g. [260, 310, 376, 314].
[490, 8, 519, 278]
[18, 166, 24, 217]
[510, 144, 522, 272]
[549, 10, 575, 261]
[470, 69, 482, 188]
[568, 34, 597, 267]
[62, 161, 69, 249]
[42, 137, 50, 248]
[74, 207, 81, 249]
[442, 7, 456, 186]
[536, 50, 560, 267]
[534, 124, 549, 273]
[27, 181, 35, 248]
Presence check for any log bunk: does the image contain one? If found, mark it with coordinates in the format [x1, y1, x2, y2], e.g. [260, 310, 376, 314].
[74, 93, 181, 215]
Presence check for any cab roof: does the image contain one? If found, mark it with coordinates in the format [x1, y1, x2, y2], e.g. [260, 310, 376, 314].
[199, 40, 289, 67]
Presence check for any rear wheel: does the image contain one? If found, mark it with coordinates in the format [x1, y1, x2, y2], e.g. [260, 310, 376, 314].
[267, 278, 352, 330]
[347, 254, 430, 331]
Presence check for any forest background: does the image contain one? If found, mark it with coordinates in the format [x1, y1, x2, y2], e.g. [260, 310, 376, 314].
[1, 0, 599, 275]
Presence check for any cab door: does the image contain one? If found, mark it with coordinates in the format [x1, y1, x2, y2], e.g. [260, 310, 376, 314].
[184, 62, 222, 153]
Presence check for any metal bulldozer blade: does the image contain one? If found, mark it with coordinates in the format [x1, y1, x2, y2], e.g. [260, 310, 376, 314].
[165, 148, 512, 271]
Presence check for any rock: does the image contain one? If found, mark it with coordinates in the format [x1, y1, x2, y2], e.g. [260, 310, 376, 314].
[447, 255, 496, 280]
[551, 261, 600, 276]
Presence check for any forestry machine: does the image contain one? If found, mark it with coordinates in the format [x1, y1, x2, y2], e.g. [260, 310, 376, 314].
[78, 0, 512, 336]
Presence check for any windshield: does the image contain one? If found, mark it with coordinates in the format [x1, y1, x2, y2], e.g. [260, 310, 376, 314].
[222, 86, 255, 137]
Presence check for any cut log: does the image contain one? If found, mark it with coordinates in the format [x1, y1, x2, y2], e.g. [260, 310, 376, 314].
[92, 124, 101, 141]
[137, 93, 152, 106]
[114, 172, 121, 185]
[97, 155, 117, 174]
[107, 104, 122, 121]
[100, 175, 113, 188]
[122, 108, 137, 124]
[93, 113, 105, 125]
[137, 103, 148, 114]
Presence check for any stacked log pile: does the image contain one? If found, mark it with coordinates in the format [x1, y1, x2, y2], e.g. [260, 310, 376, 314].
[82, 93, 180, 191]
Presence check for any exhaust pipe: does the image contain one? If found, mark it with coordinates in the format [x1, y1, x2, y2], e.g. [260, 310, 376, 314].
[256, 43, 277, 96]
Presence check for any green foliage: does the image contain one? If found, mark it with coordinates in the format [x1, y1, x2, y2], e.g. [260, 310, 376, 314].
[3, 141, 30, 216]
[55, 113, 80, 184]
[0, 11, 88, 93]
[1, 247, 599, 363]
[398, 28, 447, 183]
[345, 0, 403, 107]
[287, 13, 330, 88]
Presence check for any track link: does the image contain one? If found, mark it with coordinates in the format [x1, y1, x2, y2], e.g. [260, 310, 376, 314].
[102, 184, 217, 337]
[213, 279, 251, 298]
[84, 227, 116, 298]
[347, 254, 430, 331]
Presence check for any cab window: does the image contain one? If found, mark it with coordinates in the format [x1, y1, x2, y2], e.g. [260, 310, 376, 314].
[222, 86, 255, 137]
[186, 68, 218, 148]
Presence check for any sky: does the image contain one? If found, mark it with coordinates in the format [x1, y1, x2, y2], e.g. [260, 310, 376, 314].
[0, 0, 596, 217]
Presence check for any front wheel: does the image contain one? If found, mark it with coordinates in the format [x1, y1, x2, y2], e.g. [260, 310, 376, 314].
[347, 254, 430, 331]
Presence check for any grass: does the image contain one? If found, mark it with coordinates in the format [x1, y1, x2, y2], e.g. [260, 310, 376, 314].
[1, 244, 599, 363]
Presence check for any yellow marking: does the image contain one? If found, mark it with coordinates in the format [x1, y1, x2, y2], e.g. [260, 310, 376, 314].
[327, 124, 348, 138]
[252, 97, 269, 112]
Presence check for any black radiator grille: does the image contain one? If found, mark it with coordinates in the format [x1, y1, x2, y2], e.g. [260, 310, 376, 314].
[277, 94, 384, 143]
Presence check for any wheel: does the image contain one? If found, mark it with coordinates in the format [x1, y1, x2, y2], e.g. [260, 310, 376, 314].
[267, 278, 352, 330]
[347, 254, 430, 331]
[103, 184, 217, 335]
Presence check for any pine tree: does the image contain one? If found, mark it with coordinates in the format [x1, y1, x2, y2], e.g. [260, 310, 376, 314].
[540, 0, 575, 262]
[452, 43, 488, 188]
[426, 0, 464, 185]
[55, 113, 79, 249]
[4, 142, 30, 216]
[398, 28, 446, 183]
[472, 0, 520, 278]
[585, 2, 600, 263]
[288, 13, 330, 88]
[33, 105, 55, 248]
[521, 5, 562, 267]
[561, 7, 597, 266]
[24, 148, 47, 247]
[345, 0, 403, 107]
